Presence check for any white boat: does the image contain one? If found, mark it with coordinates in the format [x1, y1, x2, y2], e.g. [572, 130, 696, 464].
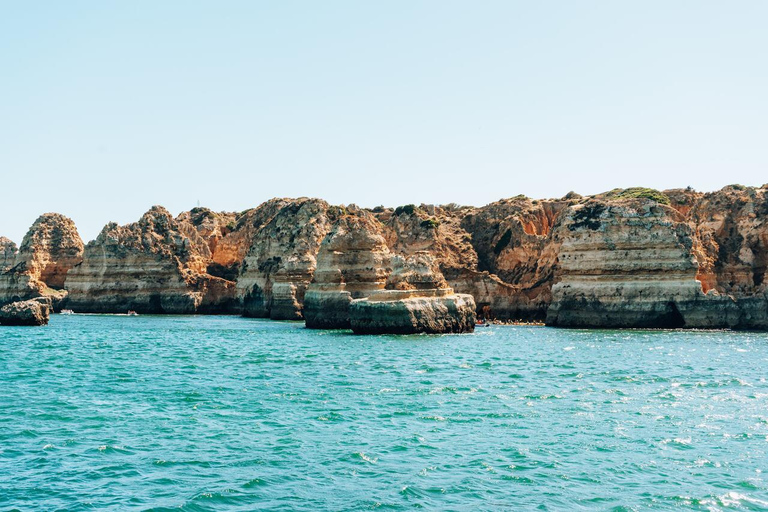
[60, 309, 75, 315]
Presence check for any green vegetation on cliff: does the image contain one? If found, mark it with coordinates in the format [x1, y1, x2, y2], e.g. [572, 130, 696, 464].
[606, 187, 670, 205]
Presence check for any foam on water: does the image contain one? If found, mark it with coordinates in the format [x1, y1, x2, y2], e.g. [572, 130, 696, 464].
[1, 316, 767, 510]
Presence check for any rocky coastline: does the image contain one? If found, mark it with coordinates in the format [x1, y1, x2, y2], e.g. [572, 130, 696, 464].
[1, 185, 767, 331]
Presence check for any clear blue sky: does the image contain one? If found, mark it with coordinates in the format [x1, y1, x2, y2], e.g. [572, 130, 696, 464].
[1, 1, 767, 243]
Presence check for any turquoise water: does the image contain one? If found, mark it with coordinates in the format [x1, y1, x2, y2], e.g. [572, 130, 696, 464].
[1, 317, 767, 511]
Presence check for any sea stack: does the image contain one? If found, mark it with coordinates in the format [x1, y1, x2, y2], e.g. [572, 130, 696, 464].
[349, 253, 476, 334]
[304, 210, 392, 329]
[0, 213, 84, 309]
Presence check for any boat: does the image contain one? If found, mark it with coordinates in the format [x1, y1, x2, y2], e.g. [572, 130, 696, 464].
[60, 309, 74, 315]
[127, 310, 139, 316]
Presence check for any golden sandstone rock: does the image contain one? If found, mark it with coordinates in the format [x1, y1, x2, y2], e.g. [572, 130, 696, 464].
[2, 185, 767, 331]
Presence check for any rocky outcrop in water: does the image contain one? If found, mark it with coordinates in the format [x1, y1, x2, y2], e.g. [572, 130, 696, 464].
[0, 299, 50, 326]
[304, 210, 392, 329]
[0, 214, 83, 308]
[349, 253, 476, 334]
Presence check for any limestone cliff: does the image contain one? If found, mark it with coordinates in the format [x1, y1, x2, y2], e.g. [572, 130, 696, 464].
[689, 186, 768, 297]
[545, 199, 706, 328]
[237, 198, 337, 320]
[0, 214, 83, 308]
[545, 187, 768, 329]
[304, 210, 392, 329]
[0, 237, 17, 271]
[456, 197, 570, 320]
[4, 185, 768, 330]
[65, 206, 236, 314]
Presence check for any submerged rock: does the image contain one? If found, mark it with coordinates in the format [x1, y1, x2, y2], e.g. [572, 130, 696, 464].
[0, 299, 50, 326]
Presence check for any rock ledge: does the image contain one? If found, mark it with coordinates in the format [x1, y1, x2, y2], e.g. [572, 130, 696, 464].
[350, 292, 476, 334]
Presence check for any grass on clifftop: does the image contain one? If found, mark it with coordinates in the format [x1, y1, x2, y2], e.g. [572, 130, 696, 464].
[605, 187, 670, 205]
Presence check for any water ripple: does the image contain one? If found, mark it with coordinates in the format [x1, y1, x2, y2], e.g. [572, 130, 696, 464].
[1, 316, 767, 510]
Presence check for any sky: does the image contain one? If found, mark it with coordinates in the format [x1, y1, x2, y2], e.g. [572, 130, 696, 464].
[1, 1, 767, 243]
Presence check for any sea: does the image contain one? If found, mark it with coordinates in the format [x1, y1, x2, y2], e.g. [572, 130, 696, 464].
[1, 315, 767, 511]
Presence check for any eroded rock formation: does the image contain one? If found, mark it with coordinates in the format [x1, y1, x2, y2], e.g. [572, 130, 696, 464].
[0, 214, 83, 308]
[545, 199, 705, 327]
[455, 197, 569, 320]
[349, 253, 476, 334]
[304, 210, 392, 329]
[0, 298, 51, 326]
[237, 198, 337, 320]
[65, 206, 237, 314]
[0, 237, 17, 271]
[546, 187, 768, 329]
[3, 184, 767, 330]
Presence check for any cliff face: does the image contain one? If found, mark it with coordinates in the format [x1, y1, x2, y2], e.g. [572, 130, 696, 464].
[304, 210, 392, 329]
[456, 197, 570, 320]
[65, 206, 237, 314]
[0, 237, 17, 271]
[545, 199, 706, 328]
[690, 186, 768, 297]
[237, 198, 336, 320]
[545, 187, 768, 329]
[0, 214, 83, 307]
[19, 213, 86, 290]
[175, 208, 238, 278]
[5, 185, 768, 329]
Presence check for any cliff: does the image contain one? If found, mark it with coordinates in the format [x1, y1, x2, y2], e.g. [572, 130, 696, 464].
[0, 214, 83, 308]
[546, 187, 768, 329]
[4, 185, 767, 330]
[545, 199, 706, 327]
[304, 210, 392, 329]
[65, 206, 237, 314]
[237, 198, 337, 319]
[455, 197, 570, 320]
[0, 237, 17, 272]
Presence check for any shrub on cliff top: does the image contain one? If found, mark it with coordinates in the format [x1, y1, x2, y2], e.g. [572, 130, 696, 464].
[395, 204, 417, 216]
[327, 205, 349, 219]
[608, 187, 670, 205]
[420, 219, 440, 229]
